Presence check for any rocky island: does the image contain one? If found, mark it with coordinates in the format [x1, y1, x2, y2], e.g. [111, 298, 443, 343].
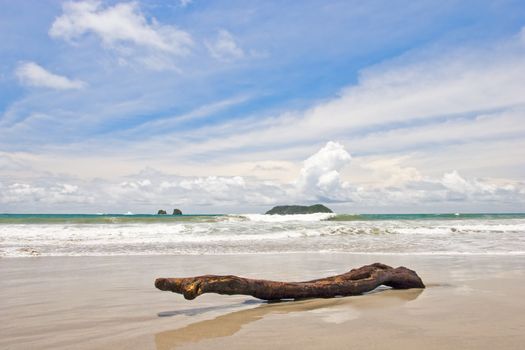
[157, 209, 183, 215]
[265, 204, 333, 215]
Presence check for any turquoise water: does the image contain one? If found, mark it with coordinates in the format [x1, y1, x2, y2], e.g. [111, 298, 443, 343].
[328, 213, 525, 221]
[0, 214, 225, 224]
[0, 213, 523, 224]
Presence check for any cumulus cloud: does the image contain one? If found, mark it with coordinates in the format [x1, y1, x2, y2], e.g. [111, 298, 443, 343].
[348, 160, 524, 208]
[159, 176, 250, 205]
[294, 141, 352, 201]
[15, 62, 86, 90]
[49, 1, 193, 69]
[0, 142, 523, 212]
[440, 170, 508, 201]
[206, 29, 245, 60]
[1, 182, 93, 206]
[360, 157, 423, 187]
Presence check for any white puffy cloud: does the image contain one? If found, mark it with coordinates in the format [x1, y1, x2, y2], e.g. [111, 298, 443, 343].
[49, 1, 192, 69]
[439, 170, 512, 201]
[0, 182, 93, 206]
[15, 62, 86, 90]
[206, 29, 245, 61]
[442, 170, 480, 195]
[159, 175, 250, 205]
[359, 157, 423, 187]
[294, 141, 352, 201]
[347, 160, 524, 208]
[0, 142, 523, 213]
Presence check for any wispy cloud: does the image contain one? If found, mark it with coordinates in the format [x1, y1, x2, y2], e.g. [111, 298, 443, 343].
[15, 62, 86, 90]
[118, 95, 251, 138]
[206, 29, 245, 61]
[49, 1, 193, 69]
[146, 30, 525, 160]
[179, 0, 193, 8]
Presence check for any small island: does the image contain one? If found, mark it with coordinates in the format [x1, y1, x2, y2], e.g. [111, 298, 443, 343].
[157, 209, 183, 215]
[265, 204, 333, 215]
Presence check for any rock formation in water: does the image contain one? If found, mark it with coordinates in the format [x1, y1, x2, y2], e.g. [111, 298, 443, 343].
[157, 209, 167, 215]
[265, 204, 333, 215]
[172, 209, 182, 215]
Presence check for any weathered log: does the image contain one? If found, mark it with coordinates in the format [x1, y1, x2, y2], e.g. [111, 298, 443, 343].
[155, 263, 425, 301]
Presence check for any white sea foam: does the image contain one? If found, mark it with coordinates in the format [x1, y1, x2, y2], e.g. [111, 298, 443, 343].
[239, 213, 336, 222]
[1, 218, 524, 257]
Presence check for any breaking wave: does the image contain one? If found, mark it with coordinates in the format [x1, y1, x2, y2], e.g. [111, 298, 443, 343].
[238, 213, 336, 222]
[1, 214, 524, 257]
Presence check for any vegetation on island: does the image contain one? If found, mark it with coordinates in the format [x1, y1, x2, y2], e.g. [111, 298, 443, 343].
[265, 204, 333, 215]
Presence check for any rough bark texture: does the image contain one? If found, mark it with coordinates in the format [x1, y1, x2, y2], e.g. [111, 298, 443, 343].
[155, 263, 425, 301]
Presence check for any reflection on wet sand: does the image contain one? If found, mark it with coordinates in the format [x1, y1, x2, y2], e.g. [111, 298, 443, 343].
[155, 288, 423, 349]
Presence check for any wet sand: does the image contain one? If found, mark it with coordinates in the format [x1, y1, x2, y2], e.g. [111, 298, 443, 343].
[1, 253, 525, 349]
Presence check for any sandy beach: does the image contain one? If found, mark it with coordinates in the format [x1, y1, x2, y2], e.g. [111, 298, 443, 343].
[2, 253, 525, 349]
[3, 1, 525, 349]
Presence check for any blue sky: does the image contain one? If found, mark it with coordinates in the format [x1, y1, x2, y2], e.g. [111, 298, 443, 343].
[1, 0, 525, 213]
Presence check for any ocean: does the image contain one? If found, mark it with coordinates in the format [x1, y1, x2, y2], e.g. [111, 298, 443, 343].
[1, 213, 524, 257]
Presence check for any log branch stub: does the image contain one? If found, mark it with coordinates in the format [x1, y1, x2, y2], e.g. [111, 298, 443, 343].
[155, 263, 425, 301]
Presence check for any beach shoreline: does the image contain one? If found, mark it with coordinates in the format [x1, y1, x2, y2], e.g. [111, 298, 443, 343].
[2, 253, 525, 349]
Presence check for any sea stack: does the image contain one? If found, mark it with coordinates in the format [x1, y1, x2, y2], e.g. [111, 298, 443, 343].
[172, 209, 182, 215]
[157, 209, 167, 215]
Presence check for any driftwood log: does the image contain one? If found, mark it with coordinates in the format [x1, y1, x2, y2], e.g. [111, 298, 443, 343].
[155, 263, 425, 301]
